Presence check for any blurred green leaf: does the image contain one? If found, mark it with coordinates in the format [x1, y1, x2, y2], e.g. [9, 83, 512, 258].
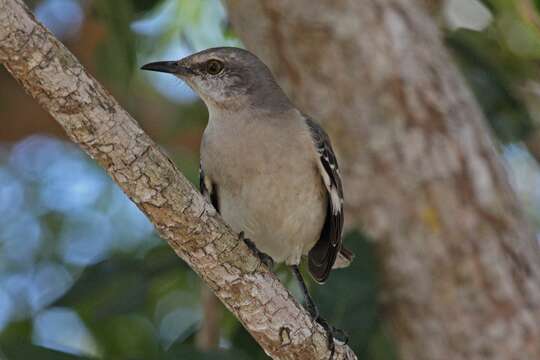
[54, 258, 148, 320]
[447, 30, 535, 143]
[165, 343, 252, 360]
[366, 325, 398, 360]
[94, 0, 138, 91]
[0, 343, 89, 360]
[0, 320, 33, 350]
[229, 325, 268, 360]
[96, 314, 160, 359]
[131, 0, 164, 15]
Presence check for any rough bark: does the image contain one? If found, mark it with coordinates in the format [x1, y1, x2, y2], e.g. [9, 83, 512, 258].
[0, 0, 358, 359]
[224, 1, 540, 359]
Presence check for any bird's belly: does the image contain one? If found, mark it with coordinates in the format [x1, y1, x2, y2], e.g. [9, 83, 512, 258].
[219, 173, 326, 265]
[201, 116, 327, 265]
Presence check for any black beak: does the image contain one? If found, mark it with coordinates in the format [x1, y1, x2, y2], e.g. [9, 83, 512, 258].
[141, 61, 177, 74]
[141, 61, 193, 76]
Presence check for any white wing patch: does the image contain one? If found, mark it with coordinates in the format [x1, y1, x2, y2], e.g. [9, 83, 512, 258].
[317, 158, 342, 215]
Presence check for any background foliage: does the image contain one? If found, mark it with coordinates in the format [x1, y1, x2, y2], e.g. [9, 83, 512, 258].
[1, 0, 540, 359]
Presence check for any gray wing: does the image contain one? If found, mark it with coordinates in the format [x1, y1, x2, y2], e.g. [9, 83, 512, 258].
[305, 117, 345, 284]
[200, 164, 219, 212]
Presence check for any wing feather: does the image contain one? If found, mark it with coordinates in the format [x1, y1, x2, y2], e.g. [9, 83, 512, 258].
[305, 117, 345, 283]
[200, 163, 219, 212]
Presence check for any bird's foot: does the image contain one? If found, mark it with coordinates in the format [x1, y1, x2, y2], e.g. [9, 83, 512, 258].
[306, 304, 348, 360]
[238, 231, 274, 269]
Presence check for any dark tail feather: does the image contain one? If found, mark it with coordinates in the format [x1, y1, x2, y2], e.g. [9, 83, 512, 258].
[333, 247, 354, 269]
[308, 245, 354, 284]
[308, 245, 336, 284]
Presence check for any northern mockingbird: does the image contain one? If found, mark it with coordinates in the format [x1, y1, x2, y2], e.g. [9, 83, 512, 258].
[142, 47, 353, 355]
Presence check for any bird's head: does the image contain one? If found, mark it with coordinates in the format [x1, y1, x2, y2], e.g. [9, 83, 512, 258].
[141, 47, 291, 112]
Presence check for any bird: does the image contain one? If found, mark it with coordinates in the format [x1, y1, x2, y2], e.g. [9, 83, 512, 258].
[141, 47, 353, 355]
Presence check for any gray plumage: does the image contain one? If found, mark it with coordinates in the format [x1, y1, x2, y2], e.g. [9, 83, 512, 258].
[141, 47, 352, 283]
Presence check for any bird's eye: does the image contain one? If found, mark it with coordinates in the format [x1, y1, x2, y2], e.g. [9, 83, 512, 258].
[206, 59, 224, 75]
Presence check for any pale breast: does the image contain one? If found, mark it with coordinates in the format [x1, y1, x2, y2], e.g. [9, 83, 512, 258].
[201, 111, 327, 264]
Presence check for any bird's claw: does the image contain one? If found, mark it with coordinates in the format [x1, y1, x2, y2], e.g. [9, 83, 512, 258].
[331, 326, 349, 345]
[239, 231, 274, 268]
[312, 312, 348, 360]
[291, 265, 347, 360]
[316, 316, 335, 360]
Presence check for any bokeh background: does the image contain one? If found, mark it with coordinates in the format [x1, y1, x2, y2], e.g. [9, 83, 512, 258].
[2, 0, 540, 359]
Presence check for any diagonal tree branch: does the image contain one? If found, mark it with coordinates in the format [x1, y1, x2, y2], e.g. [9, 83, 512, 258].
[0, 0, 357, 359]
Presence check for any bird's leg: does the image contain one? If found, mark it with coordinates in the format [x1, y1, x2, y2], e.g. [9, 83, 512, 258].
[238, 231, 274, 269]
[291, 265, 320, 318]
[291, 266, 348, 359]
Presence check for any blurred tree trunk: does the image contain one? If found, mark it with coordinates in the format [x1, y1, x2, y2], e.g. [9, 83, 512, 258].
[195, 287, 221, 350]
[225, 1, 540, 359]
